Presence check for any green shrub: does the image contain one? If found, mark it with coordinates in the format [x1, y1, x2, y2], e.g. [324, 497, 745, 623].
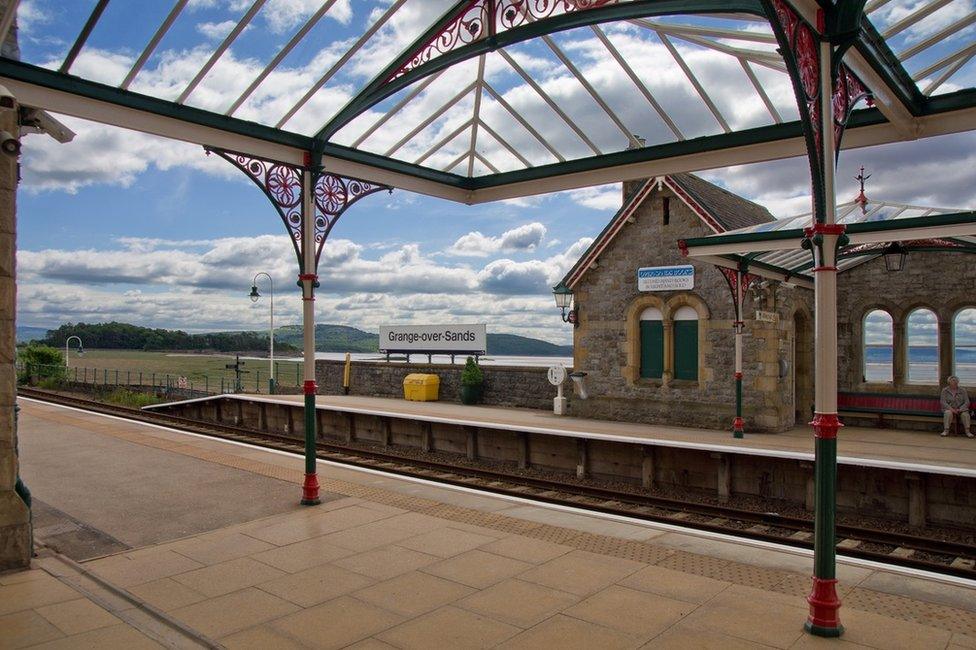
[460, 356, 484, 386]
[104, 389, 161, 408]
[36, 377, 66, 390]
[17, 345, 65, 384]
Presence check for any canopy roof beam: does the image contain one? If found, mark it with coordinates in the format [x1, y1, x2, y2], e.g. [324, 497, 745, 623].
[498, 49, 602, 156]
[60, 0, 110, 74]
[121, 0, 187, 90]
[589, 25, 685, 140]
[541, 34, 642, 148]
[483, 81, 565, 162]
[276, 0, 405, 129]
[223, 0, 336, 117]
[176, 0, 266, 105]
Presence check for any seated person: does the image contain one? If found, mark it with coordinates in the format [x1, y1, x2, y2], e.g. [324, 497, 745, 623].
[941, 375, 972, 438]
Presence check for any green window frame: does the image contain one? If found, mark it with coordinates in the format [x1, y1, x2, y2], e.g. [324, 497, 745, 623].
[674, 306, 699, 381]
[640, 320, 663, 379]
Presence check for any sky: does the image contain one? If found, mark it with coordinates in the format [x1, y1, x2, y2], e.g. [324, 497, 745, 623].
[11, 0, 976, 346]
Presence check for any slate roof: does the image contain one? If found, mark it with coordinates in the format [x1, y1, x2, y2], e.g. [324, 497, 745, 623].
[559, 174, 774, 289]
[669, 173, 775, 231]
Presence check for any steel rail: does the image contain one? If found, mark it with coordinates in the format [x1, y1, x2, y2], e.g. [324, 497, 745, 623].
[18, 388, 976, 580]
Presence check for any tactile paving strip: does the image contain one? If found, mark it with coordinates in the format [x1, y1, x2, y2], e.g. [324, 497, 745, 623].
[28, 402, 976, 637]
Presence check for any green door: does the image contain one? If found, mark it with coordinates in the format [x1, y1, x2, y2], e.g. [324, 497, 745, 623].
[640, 320, 663, 379]
[674, 320, 699, 381]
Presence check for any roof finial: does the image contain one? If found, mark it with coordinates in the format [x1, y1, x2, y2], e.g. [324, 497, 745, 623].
[854, 165, 870, 214]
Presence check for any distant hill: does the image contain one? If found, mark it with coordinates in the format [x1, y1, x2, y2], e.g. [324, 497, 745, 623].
[275, 324, 378, 353]
[16, 326, 50, 343]
[24, 321, 572, 357]
[275, 324, 572, 357]
[486, 333, 572, 356]
[36, 322, 298, 353]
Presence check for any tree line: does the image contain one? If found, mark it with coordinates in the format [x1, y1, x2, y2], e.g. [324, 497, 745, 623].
[38, 322, 297, 353]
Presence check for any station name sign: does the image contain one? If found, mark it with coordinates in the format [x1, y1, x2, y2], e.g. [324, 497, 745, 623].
[379, 323, 487, 354]
[637, 265, 695, 292]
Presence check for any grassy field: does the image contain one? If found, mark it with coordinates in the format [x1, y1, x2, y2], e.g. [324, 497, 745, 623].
[58, 349, 304, 394]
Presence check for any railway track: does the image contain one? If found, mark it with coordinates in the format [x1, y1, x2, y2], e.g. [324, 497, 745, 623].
[19, 387, 976, 581]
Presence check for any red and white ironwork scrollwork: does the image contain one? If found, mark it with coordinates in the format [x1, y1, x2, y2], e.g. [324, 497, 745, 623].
[766, 0, 870, 221]
[719, 267, 758, 321]
[205, 147, 390, 269]
[832, 65, 869, 154]
[390, 0, 618, 81]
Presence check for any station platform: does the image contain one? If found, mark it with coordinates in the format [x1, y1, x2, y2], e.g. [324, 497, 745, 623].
[151, 392, 976, 476]
[7, 397, 976, 648]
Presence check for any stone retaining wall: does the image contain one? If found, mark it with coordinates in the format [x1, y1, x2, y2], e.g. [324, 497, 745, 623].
[315, 359, 559, 411]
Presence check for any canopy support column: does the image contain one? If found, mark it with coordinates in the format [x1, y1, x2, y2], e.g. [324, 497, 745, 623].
[804, 11, 846, 639]
[204, 146, 391, 507]
[763, 1, 870, 636]
[299, 164, 320, 505]
[720, 267, 756, 438]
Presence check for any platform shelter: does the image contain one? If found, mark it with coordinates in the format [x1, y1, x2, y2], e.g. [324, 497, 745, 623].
[2, 0, 976, 637]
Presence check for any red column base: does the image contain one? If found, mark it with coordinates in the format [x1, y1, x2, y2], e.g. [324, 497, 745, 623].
[732, 417, 744, 439]
[301, 472, 320, 506]
[805, 577, 843, 637]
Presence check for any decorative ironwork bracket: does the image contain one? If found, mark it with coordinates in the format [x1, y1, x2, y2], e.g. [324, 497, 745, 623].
[720, 266, 758, 325]
[763, 0, 870, 223]
[389, 0, 617, 82]
[205, 147, 391, 271]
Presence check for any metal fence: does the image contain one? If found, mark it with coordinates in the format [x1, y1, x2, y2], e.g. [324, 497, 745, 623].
[17, 361, 304, 397]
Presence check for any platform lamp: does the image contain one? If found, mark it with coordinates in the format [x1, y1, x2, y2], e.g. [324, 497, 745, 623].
[882, 242, 907, 272]
[249, 272, 276, 394]
[552, 283, 578, 327]
[64, 335, 83, 368]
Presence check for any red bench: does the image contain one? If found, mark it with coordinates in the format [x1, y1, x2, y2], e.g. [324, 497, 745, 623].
[838, 391, 974, 433]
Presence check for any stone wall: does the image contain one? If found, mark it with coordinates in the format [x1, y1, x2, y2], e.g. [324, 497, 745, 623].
[838, 251, 976, 398]
[315, 359, 558, 410]
[0, 81, 29, 570]
[570, 185, 809, 432]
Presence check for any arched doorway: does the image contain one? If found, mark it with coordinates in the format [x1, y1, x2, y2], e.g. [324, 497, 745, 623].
[794, 310, 814, 424]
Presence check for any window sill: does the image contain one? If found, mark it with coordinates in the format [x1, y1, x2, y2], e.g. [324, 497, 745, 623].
[669, 379, 700, 388]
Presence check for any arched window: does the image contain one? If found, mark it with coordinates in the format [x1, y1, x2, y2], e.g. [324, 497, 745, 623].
[673, 306, 699, 381]
[907, 308, 938, 384]
[640, 307, 663, 379]
[863, 310, 893, 382]
[954, 308, 976, 384]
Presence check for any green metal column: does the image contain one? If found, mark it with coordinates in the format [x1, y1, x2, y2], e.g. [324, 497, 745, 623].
[299, 162, 320, 506]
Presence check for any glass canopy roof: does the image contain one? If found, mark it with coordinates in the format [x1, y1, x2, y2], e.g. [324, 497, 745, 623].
[1, 0, 974, 201]
[680, 197, 976, 284]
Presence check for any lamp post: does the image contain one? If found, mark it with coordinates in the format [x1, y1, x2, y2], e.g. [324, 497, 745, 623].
[249, 272, 275, 394]
[552, 283, 578, 326]
[64, 336, 83, 368]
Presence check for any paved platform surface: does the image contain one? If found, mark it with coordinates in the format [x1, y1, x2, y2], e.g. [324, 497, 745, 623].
[178, 392, 976, 474]
[7, 397, 976, 649]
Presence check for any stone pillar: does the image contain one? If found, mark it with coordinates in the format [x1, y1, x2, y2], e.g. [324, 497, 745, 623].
[0, 88, 30, 570]
[892, 319, 907, 385]
[938, 319, 952, 386]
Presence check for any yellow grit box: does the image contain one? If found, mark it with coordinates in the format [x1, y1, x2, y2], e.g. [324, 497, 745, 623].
[403, 374, 440, 401]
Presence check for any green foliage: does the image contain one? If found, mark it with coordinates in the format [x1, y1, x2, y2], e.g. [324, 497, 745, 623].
[103, 389, 162, 408]
[42, 322, 297, 353]
[17, 346, 65, 383]
[460, 356, 484, 386]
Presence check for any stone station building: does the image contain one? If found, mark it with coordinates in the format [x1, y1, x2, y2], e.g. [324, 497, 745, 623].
[557, 174, 975, 434]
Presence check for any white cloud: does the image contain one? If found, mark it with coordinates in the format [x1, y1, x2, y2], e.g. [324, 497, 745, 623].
[566, 184, 620, 211]
[447, 222, 546, 257]
[17, 0, 49, 34]
[197, 20, 243, 40]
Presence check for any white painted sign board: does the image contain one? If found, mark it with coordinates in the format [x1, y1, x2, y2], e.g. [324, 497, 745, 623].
[379, 323, 487, 353]
[637, 265, 695, 292]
